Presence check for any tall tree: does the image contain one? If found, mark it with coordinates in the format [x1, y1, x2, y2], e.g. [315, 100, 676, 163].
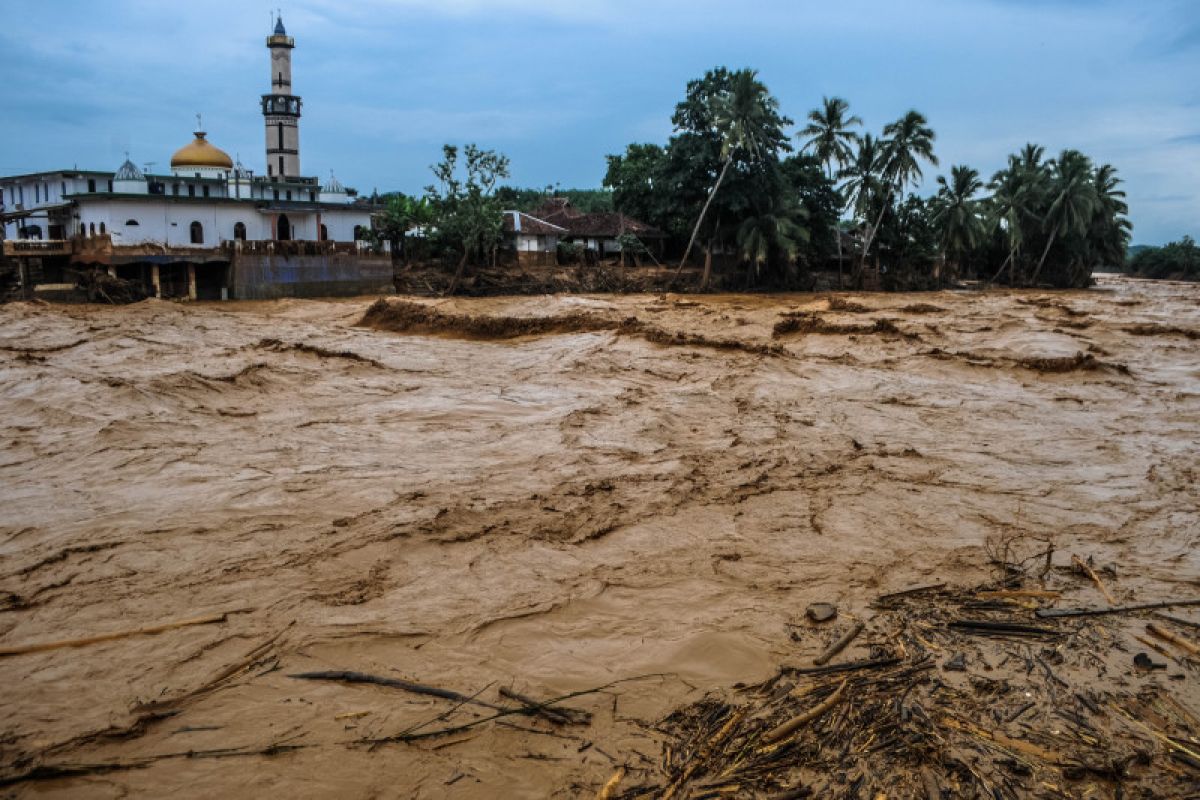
[1029, 149, 1097, 285]
[857, 111, 938, 285]
[799, 97, 862, 287]
[675, 68, 791, 286]
[426, 143, 511, 294]
[931, 165, 984, 278]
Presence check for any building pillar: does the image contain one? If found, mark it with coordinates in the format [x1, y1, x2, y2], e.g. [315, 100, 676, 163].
[151, 264, 161, 298]
[187, 264, 197, 300]
[271, 214, 278, 240]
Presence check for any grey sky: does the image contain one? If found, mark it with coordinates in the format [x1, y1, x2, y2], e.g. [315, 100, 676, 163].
[0, 0, 1195, 243]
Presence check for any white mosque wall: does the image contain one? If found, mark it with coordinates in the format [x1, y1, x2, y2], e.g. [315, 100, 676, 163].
[74, 198, 371, 246]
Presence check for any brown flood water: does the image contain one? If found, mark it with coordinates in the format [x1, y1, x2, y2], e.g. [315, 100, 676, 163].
[0, 275, 1197, 797]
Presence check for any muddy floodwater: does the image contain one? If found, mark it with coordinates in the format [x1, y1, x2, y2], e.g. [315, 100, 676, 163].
[1, 276, 1198, 797]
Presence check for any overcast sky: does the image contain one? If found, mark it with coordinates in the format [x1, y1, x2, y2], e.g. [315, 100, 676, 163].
[0, 0, 1195, 244]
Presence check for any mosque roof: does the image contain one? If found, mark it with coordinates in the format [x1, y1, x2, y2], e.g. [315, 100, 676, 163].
[114, 158, 144, 181]
[171, 131, 233, 170]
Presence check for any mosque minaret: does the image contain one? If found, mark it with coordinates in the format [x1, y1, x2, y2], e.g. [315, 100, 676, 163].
[262, 14, 302, 179]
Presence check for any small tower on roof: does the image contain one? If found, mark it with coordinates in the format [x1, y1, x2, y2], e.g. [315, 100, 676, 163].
[262, 12, 302, 179]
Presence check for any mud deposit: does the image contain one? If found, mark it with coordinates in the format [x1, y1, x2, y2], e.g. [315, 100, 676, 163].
[0, 276, 1198, 797]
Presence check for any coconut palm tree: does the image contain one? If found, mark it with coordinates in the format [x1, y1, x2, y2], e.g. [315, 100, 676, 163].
[1029, 149, 1098, 285]
[857, 110, 939, 285]
[799, 97, 862, 287]
[1087, 163, 1130, 270]
[678, 69, 784, 284]
[736, 198, 810, 282]
[931, 165, 984, 277]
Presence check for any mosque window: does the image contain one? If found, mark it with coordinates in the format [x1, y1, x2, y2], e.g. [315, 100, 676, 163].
[107, 180, 113, 192]
[61, 181, 66, 197]
[173, 184, 180, 196]
[309, 192, 316, 202]
[188, 185, 196, 197]
[190, 221, 204, 244]
[35, 184, 40, 203]
[203, 186, 210, 198]
[234, 222, 246, 240]
[87, 179, 96, 193]
[99, 222, 106, 235]
[89, 222, 96, 236]
[320, 224, 328, 241]
[273, 189, 279, 201]
[126, 219, 140, 226]
[353, 225, 364, 241]
[286, 190, 292, 201]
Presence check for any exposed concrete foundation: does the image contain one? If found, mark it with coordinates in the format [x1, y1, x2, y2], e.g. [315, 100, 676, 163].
[230, 252, 393, 299]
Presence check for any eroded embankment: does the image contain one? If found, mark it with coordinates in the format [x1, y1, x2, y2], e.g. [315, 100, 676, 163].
[359, 298, 789, 355]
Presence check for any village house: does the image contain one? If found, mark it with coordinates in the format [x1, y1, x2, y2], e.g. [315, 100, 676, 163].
[502, 210, 567, 266]
[0, 15, 389, 301]
[530, 198, 666, 260]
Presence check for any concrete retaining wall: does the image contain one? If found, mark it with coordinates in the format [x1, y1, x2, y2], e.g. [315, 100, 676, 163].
[231, 252, 393, 299]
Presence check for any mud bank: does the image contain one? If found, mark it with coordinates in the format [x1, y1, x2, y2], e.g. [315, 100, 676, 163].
[0, 277, 1197, 797]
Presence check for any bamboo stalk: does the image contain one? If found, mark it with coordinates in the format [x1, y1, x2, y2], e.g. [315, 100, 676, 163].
[0, 612, 231, 657]
[595, 766, 625, 800]
[1072, 555, 1116, 605]
[1147, 623, 1200, 656]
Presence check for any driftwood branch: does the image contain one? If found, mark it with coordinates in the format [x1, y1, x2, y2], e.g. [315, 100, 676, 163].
[289, 670, 512, 712]
[1072, 555, 1116, 605]
[814, 621, 864, 666]
[1036, 598, 1200, 619]
[762, 679, 847, 745]
[0, 612, 240, 657]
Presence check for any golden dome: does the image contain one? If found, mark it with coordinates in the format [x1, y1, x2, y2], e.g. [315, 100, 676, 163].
[170, 131, 233, 169]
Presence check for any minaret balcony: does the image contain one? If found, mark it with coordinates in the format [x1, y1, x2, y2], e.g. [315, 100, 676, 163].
[261, 95, 302, 117]
[266, 34, 294, 48]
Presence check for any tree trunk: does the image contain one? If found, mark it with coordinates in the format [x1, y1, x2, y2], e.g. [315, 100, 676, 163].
[446, 250, 469, 295]
[829, 163, 844, 290]
[857, 184, 895, 289]
[988, 248, 1014, 285]
[700, 246, 713, 290]
[676, 156, 732, 279]
[1029, 221, 1061, 287]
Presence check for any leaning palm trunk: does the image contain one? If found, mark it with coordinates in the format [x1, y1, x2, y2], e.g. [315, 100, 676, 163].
[988, 248, 1014, 285]
[677, 156, 733, 280]
[828, 164, 844, 290]
[1028, 221, 1061, 287]
[857, 184, 895, 288]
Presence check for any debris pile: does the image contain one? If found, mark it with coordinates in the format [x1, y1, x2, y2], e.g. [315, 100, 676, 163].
[617, 574, 1200, 797]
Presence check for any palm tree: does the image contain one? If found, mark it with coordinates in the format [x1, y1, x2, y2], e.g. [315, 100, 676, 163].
[678, 69, 783, 285]
[931, 165, 984, 278]
[838, 133, 883, 273]
[1088, 163, 1130, 270]
[799, 97, 862, 287]
[858, 110, 939, 284]
[736, 198, 810, 282]
[1029, 149, 1098, 285]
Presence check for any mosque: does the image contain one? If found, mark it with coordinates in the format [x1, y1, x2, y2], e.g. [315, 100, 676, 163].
[0, 16, 390, 300]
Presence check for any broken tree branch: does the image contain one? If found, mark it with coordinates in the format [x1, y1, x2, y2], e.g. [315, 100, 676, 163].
[814, 621, 865, 666]
[1072, 555, 1116, 605]
[1036, 598, 1200, 619]
[289, 670, 513, 712]
[0, 612, 238, 657]
[762, 679, 848, 745]
[1146, 623, 1200, 656]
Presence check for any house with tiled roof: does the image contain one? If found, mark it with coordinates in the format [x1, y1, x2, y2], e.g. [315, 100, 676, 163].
[531, 198, 665, 258]
[502, 210, 567, 266]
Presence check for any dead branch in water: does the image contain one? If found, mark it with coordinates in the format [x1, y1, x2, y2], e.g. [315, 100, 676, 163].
[1036, 598, 1200, 619]
[1072, 554, 1116, 605]
[289, 670, 513, 712]
[0, 611, 243, 657]
[813, 621, 864, 666]
[761, 679, 848, 744]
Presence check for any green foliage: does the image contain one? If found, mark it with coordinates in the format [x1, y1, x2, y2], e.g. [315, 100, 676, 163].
[495, 186, 613, 213]
[425, 144, 510, 266]
[1129, 236, 1198, 279]
[369, 193, 435, 261]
